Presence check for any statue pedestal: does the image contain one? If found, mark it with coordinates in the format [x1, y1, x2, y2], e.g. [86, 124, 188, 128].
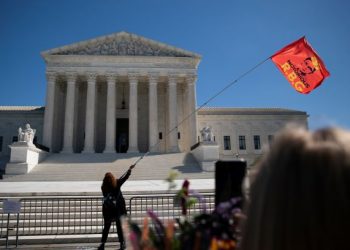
[191, 142, 220, 172]
[5, 142, 48, 175]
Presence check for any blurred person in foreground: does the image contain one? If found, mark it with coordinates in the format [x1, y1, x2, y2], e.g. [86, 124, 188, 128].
[240, 126, 350, 250]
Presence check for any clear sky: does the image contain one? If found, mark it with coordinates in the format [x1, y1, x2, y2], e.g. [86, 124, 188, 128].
[1, 0, 349, 130]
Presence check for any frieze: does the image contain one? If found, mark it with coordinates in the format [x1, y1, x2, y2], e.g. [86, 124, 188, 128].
[45, 68, 197, 81]
[43, 53, 200, 70]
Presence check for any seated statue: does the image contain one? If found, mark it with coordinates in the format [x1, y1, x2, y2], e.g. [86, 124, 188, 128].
[200, 126, 214, 142]
[18, 123, 36, 145]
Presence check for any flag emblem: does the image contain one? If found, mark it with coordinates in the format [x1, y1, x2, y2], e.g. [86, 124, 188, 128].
[271, 37, 330, 94]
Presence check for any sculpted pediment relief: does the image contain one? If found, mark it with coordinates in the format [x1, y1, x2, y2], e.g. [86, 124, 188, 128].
[43, 31, 200, 58]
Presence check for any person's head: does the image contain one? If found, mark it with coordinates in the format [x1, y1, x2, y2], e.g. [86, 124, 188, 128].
[101, 172, 117, 193]
[298, 57, 314, 75]
[241, 126, 350, 250]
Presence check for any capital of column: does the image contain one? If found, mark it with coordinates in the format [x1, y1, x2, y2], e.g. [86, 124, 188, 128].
[66, 72, 77, 84]
[46, 72, 57, 83]
[128, 73, 139, 83]
[168, 74, 178, 85]
[148, 73, 159, 84]
[87, 73, 97, 83]
[186, 75, 198, 85]
[106, 73, 118, 83]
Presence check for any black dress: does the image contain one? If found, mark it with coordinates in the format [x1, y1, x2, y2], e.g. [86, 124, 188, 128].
[101, 169, 131, 247]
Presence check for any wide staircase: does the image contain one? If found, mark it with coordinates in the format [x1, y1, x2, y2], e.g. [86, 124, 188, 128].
[2, 152, 213, 181]
[0, 191, 215, 247]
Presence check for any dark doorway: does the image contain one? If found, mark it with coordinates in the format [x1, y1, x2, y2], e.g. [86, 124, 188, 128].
[116, 118, 129, 153]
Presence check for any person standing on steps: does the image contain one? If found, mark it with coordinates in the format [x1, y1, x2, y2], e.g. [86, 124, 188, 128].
[99, 164, 135, 250]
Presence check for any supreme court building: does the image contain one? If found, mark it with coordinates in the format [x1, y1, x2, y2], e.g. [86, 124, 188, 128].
[0, 32, 308, 164]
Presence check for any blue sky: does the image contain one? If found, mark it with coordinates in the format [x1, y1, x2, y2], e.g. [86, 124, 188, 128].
[1, 0, 349, 129]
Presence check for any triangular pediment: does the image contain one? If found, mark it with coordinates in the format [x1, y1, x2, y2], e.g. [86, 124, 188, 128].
[42, 31, 200, 58]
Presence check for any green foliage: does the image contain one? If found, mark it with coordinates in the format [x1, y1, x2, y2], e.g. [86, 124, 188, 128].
[165, 170, 178, 191]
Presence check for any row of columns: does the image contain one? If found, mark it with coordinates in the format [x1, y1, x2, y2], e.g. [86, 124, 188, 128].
[43, 72, 197, 153]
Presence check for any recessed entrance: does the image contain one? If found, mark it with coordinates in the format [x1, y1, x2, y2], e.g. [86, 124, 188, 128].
[116, 118, 129, 153]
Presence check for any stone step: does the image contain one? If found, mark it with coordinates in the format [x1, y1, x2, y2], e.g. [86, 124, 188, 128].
[2, 152, 213, 182]
[0, 234, 119, 245]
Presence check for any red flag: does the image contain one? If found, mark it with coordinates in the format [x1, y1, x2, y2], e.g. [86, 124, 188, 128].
[271, 37, 330, 94]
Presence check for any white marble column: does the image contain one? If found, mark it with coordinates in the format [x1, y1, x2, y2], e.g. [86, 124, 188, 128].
[82, 73, 97, 153]
[187, 76, 198, 148]
[43, 72, 56, 151]
[127, 74, 139, 153]
[104, 74, 117, 153]
[168, 75, 179, 152]
[148, 75, 158, 152]
[61, 73, 77, 153]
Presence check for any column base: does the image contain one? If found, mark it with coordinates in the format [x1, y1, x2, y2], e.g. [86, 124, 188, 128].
[61, 147, 74, 154]
[82, 148, 95, 154]
[127, 147, 139, 153]
[103, 148, 116, 154]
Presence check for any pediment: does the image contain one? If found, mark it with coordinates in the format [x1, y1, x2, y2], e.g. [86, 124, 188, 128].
[42, 31, 200, 58]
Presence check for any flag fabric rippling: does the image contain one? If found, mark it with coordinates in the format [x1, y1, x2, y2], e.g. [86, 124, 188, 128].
[271, 37, 330, 94]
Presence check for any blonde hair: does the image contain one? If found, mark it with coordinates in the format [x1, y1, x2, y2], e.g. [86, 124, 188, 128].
[240, 127, 350, 250]
[101, 172, 117, 193]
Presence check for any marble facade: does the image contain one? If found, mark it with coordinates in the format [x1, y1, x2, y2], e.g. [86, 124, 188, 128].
[41, 32, 200, 154]
[197, 107, 308, 165]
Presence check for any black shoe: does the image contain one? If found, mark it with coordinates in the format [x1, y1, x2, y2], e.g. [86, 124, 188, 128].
[98, 243, 105, 250]
[119, 242, 126, 249]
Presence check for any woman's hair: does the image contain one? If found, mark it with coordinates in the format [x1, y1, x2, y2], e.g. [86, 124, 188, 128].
[240, 126, 350, 250]
[101, 172, 117, 193]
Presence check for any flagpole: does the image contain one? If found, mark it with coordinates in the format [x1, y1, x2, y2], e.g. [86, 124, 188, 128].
[130, 56, 271, 168]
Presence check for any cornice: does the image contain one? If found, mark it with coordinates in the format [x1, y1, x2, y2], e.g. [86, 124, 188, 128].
[42, 54, 200, 69]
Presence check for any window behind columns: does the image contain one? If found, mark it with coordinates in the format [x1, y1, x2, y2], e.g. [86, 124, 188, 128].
[0, 136, 3, 152]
